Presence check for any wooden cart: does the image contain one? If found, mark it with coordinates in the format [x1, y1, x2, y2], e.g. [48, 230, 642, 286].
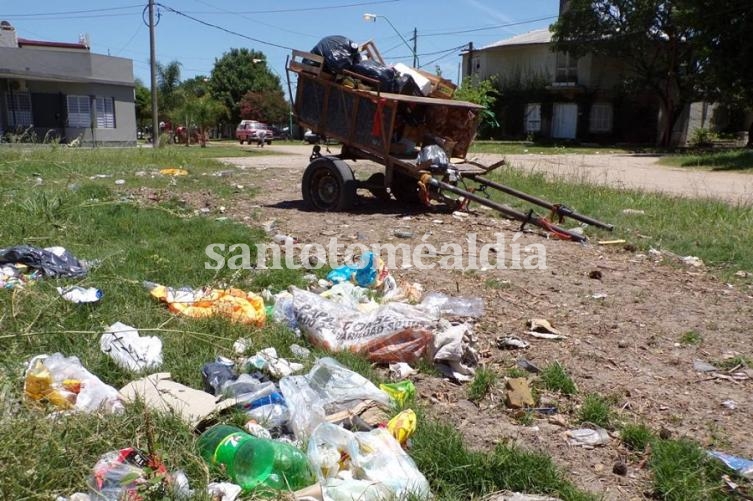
[286, 49, 612, 241]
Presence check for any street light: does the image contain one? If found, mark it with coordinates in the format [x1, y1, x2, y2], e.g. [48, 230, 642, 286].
[363, 12, 418, 68]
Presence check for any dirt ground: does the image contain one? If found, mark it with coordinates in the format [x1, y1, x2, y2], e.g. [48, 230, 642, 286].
[210, 144, 753, 500]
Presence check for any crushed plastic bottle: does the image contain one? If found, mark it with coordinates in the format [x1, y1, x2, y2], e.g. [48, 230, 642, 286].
[57, 286, 103, 304]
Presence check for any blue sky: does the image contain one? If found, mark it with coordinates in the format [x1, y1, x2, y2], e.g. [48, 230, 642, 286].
[5, 1, 559, 86]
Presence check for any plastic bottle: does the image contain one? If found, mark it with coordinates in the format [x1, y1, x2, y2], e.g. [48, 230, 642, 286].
[196, 424, 315, 492]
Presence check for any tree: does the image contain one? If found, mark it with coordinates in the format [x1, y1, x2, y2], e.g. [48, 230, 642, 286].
[173, 94, 227, 147]
[157, 60, 182, 117]
[239, 90, 288, 124]
[688, 0, 753, 146]
[181, 75, 211, 98]
[455, 76, 499, 138]
[209, 48, 282, 126]
[552, 0, 700, 147]
[134, 78, 151, 128]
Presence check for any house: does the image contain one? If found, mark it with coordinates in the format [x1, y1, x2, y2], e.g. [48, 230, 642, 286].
[460, 3, 719, 145]
[0, 21, 136, 146]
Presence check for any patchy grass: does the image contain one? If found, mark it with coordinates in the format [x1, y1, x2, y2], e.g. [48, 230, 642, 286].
[680, 330, 703, 346]
[482, 165, 753, 280]
[539, 362, 577, 396]
[469, 141, 632, 156]
[650, 438, 730, 500]
[578, 393, 613, 428]
[713, 355, 751, 370]
[659, 149, 753, 171]
[467, 367, 498, 403]
[620, 423, 653, 452]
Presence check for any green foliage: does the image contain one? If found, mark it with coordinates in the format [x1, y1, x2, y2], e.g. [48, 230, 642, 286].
[239, 89, 289, 125]
[209, 49, 283, 125]
[578, 393, 612, 428]
[467, 367, 498, 403]
[134, 78, 152, 128]
[651, 438, 730, 500]
[620, 423, 653, 452]
[157, 60, 183, 117]
[660, 149, 753, 171]
[455, 76, 500, 138]
[679, 330, 703, 346]
[690, 128, 717, 148]
[540, 362, 577, 396]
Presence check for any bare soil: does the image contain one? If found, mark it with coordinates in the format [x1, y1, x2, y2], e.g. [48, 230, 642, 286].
[210, 144, 753, 500]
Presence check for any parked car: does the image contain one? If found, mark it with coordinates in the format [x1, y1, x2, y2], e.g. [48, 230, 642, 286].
[235, 120, 273, 145]
[303, 129, 321, 144]
[269, 125, 288, 140]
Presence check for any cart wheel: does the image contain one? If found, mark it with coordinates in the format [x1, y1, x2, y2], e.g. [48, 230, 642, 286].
[390, 171, 421, 204]
[366, 172, 390, 201]
[302, 157, 356, 211]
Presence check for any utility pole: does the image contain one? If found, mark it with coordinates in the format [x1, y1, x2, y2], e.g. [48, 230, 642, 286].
[412, 28, 418, 68]
[148, 0, 159, 148]
[466, 41, 473, 78]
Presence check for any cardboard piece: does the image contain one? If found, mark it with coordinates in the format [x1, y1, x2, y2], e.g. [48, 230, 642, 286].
[119, 372, 237, 430]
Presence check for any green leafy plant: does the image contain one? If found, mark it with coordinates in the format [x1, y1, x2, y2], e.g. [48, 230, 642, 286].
[468, 367, 498, 403]
[540, 362, 577, 396]
[578, 394, 613, 428]
[620, 423, 653, 452]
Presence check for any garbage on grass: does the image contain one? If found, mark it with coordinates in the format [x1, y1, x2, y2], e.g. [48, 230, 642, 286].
[566, 427, 610, 447]
[147, 283, 265, 326]
[0, 263, 41, 288]
[708, 450, 753, 479]
[159, 168, 188, 176]
[387, 409, 417, 446]
[379, 381, 416, 407]
[497, 336, 530, 349]
[525, 318, 567, 340]
[326, 251, 389, 288]
[24, 353, 124, 414]
[430, 322, 479, 382]
[418, 291, 484, 318]
[58, 286, 103, 304]
[100, 322, 162, 373]
[207, 482, 243, 501]
[245, 347, 305, 378]
[0, 245, 89, 278]
[202, 357, 236, 395]
[307, 422, 431, 500]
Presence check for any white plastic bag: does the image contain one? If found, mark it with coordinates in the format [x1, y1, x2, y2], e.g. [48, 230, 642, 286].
[100, 322, 162, 373]
[292, 288, 436, 363]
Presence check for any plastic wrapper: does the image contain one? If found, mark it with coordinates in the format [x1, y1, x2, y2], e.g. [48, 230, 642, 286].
[326, 251, 388, 289]
[416, 144, 449, 170]
[87, 448, 172, 501]
[310, 35, 361, 74]
[280, 358, 390, 440]
[292, 287, 436, 363]
[387, 409, 417, 446]
[100, 322, 162, 373]
[0, 245, 88, 278]
[350, 59, 397, 92]
[148, 283, 265, 326]
[308, 423, 430, 500]
[24, 353, 124, 414]
[419, 291, 484, 317]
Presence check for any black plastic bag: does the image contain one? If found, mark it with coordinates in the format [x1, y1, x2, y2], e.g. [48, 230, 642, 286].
[310, 35, 361, 74]
[350, 59, 397, 92]
[416, 145, 449, 170]
[0, 245, 87, 278]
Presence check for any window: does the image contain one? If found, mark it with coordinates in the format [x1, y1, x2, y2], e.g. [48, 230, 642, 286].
[589, 103, 613, 133]
[555, 52, 578, 83]
[95, 97, 115, 128]
[7, 91, 32, 127]
[524, 103, 541, 133]
[67, 95, 91, 128]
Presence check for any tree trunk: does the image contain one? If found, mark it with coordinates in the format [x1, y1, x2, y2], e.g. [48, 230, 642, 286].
[747, 120, 753, 148]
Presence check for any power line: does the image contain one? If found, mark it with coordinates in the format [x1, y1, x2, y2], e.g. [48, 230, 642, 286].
[182, 0, 400, 15]
[4, 4, 143, 18]
[421, 15, 559, 37]
[156, 2, 294, 50]
[187, 0, 318, 39]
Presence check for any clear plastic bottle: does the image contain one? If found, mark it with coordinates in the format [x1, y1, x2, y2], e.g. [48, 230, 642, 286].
[196, 424, 315, 492]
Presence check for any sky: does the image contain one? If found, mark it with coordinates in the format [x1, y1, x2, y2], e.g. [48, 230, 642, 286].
[4, 0, 559, 88]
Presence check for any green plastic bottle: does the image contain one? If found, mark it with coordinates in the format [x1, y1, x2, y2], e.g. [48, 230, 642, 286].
[197, 424, 315, 492]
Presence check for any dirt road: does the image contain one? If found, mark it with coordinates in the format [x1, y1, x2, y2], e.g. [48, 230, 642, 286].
[213, 143, 753, 500]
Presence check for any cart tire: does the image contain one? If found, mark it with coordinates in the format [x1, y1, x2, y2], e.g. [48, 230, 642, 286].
[391, 171, 421, 204]
[366, 172, 390, 201]
[239, 138, 244, 145]
[302, 157, 356, 211]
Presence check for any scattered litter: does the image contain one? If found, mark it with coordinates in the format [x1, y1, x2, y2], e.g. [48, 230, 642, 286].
[380, 381, 416, 407]
[0, 245, 89, 278]
[622, 209, 645, 215]
[24, 353, 124, 414]
[244, 421, 273, 439]
[393, 229, 414, 239]
[597, 239, 627, 245]
[525, 331, 567, 340]
[517, 359, 541, 374]
[0, 263, 41, 288]
[87, 448, 177, 501]
[202, 357, 236, 395]
[290, 343, 311, 359]
[452, 211, 470, 219]
[590, 292, 608, 300]
[100, 322, 163, 373]
[326, 251, 389, 288]
[505, 378, 535, 409]
[246, 347, 305, 378]
[233, 338, 252, 355]
[682, 256, 704, 267]
[496, 336, 530, 349]
[159, 168, 188, 176]
[419, 292, 484, 318]
[114, 179, 125, 185]
[485, 492, 562, 501]
[526, 318, 560, 335]
[722, 399, 738, 410]
[693, 359, 718, 373]
[735, 270, 750, 278]
[431, 322, 479, 382]
[387, 409, 417, 446]
[207, 482, 243, 501]
[57, 286, 103, 303]
[307, 422, 430, 500]
[147, 283, 266, 326]
[120, 372, 237, 429]
[566, 427, 610, 447]
[708, 450, 753, 479]
[389, 362, 417, 379]
[89, 174, 112, 179]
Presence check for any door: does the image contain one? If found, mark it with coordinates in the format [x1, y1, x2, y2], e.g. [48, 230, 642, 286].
[552, 103, 577, 139]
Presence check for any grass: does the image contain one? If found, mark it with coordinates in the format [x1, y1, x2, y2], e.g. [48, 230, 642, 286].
[680, 330, 703, 346]
[620, 423, 653, 452]
[578, 393, 613, 428]
[651, 438, 730, 500]
[659, 148, 753, 171]
[539, 362, 577, 396]
[482, 165, 753, 281]
[469, 140, 632, 156]
[467, 367, 498, 403]
[713, 355, 751, 370]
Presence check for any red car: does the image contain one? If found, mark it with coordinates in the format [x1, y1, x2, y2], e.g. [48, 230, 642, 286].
[235, 120, 272, 145]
